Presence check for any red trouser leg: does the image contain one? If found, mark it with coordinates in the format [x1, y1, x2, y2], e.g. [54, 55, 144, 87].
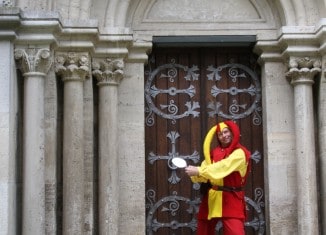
[222, 217, 245, 235]
[196, 218, 218, 235]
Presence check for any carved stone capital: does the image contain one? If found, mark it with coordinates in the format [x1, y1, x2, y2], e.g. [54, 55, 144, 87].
[55, 52, 90, 82]
[1, 0, 13, 7]
[286, 57, 321, 85]
[14, 48, 52, 75]
[92, 58, 124, 86]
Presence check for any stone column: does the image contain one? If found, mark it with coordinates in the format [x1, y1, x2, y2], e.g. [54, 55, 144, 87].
[14, 48, 52, 235]
[285, 56, 321, 235]
[55, 52, 89, 234]
[92, 58, 124, 235]
[320, 56, 326, 234]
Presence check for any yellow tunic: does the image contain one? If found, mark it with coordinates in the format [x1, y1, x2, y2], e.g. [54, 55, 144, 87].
[191, 148, 248, 219]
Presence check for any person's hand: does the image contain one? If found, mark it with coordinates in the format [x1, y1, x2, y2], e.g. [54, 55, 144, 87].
[185, 165, 199, 177]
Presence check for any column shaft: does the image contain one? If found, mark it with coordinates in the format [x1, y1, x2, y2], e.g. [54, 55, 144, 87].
[98, 84, 119, 234]
[22, 73, 45, 234]
[62, 80, 84, 234]
[293, 80, 319, 234]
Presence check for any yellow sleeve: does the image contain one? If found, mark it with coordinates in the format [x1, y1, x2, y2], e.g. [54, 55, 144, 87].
[198, 148, 247, 182]
[190, 160, 208, 183]
[190, 175, 208, 183]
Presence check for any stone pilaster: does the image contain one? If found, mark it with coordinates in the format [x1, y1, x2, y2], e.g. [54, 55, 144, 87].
[0, 7, 20, 235]
[285, 56, 321, 235]
[83, 63, 95, 235]
[55, 52, 89, 235]
[92, 58, 124, 235]
[14, 47, 52, 235]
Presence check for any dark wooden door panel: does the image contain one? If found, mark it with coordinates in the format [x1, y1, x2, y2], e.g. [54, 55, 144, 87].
[145, 47, 264, 235]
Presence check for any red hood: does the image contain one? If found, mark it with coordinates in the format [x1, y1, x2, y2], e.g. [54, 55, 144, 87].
[215, 120, 251, 179]
[216, 120, 241, 156]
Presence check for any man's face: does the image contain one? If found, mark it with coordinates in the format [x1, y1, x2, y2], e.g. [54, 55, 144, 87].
[217, 127, 233, 147]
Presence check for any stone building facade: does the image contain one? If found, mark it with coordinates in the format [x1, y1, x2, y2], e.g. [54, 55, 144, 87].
[0, 0, 325, 234]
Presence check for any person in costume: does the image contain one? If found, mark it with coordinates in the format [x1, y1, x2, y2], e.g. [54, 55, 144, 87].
[185, 120, 251, 235]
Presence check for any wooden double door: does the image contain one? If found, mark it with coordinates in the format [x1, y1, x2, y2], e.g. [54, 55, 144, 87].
[145, 46, 265, 235]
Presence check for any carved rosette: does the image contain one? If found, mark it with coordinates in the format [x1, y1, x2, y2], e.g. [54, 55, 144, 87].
[286, 57, 321, 85]
[14, 48, 52, 75]
[92, 58, 124, 86]
[55, 52, 90, 82]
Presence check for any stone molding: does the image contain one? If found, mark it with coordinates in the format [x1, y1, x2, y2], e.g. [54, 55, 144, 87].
[255, 24, 326, 63]
[4, 7, 326, 68]
[55, 52, 90, 82]
[14, 48, 52, 75]
[126, 40, 152, 63]
[286, 56, 322, 85]
[92, 58, 124, 86]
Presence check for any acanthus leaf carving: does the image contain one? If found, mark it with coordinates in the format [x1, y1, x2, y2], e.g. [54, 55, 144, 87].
[54, 52, 90, 82]
[14, 48, 52, 75]
[286, 57, 321, 85]
[92, 58, 124, 86]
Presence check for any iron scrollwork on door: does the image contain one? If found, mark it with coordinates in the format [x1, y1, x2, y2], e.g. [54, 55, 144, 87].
[245, 188, 265, 234]
[146, 188, 265, 235]
[148, 131, 200, 184]
[206, 63, 262, 125]
[145, 60, 200, 126]
[146, 190, 201, 235]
